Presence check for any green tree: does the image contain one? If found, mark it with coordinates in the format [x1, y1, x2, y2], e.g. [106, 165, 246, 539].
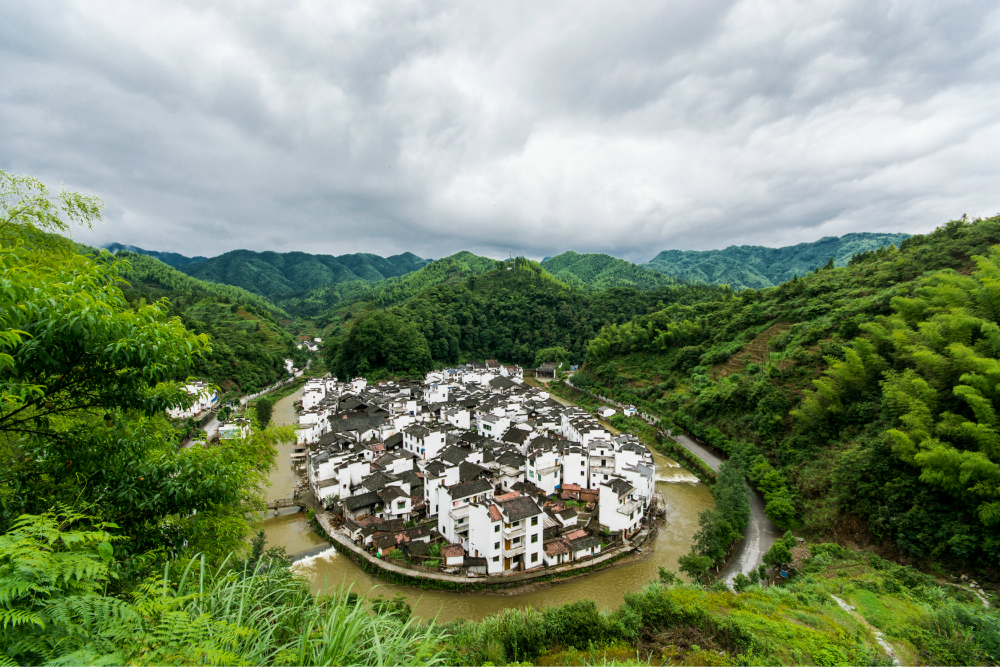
[255, 396, 275, 430]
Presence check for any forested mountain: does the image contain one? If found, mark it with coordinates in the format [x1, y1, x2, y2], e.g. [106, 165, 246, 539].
[540, 250, 677, 290]
[577, 216, 999, 573]
[180, 248, 429, 297]
[111, 252, 303, 392]
[326, 257, 728, 379]
[642, 231, 911, 290]
[103, 241, 208, 267]
[279, 250, 500, 320]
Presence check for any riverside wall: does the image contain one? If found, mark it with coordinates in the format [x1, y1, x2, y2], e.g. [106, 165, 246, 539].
[312, 512, 654, 592]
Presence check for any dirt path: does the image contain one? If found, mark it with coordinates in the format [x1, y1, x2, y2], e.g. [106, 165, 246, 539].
[832, 595, 901, 665]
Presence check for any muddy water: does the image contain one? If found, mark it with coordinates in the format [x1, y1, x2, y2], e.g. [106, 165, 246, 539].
[262, 389, 714, 623]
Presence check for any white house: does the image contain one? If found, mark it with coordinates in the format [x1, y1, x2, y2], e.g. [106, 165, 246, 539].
[168, 381, 217, 419]
[598, 477, 643, 535]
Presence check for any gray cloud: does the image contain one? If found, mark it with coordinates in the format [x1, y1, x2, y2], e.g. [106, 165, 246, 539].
[1, 0, 997, 262]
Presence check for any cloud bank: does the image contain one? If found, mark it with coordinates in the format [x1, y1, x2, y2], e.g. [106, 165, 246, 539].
[1, 0, 997, 261]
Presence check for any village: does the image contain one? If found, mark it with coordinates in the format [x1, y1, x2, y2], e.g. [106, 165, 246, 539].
[292, 361, 658, 577]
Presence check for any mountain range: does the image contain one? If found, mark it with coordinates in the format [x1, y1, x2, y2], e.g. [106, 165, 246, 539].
[641, 232, 911, 290]
[103, 231, 909, 314]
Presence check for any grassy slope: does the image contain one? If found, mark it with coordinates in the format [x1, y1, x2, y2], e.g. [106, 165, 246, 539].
[642, 232, 911, 290]
[541, 251, 678, 290]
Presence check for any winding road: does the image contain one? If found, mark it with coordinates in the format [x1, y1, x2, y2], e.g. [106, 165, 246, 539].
[671, 433, 781, 583]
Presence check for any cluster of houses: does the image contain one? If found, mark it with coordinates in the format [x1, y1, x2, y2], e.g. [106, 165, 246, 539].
[167, 381, 218, 420]
[297, 361, 656, 576]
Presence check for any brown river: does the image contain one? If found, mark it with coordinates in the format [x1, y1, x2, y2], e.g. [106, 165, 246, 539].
[260, 388, 713, 622]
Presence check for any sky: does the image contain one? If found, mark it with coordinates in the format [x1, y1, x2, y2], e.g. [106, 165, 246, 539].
[1, 1, 997, 263]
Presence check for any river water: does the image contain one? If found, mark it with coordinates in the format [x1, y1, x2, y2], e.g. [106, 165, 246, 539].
[262, 387, 713, 622]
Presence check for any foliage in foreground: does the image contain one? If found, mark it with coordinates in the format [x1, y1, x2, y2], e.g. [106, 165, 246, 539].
[4, 510, 996, 666]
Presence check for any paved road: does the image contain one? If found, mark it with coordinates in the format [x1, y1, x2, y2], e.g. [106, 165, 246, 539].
[670, 434, 780, 582]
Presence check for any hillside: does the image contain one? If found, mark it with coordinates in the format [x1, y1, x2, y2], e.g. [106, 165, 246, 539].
[326, 256, 728, 378]
[180, 248, 429, 297]
[577, 216, 999, 574]
[643, 232, 911, 290]
[286, 250, 501, 321]
[541, 250, 677, 290]
[103, 241, 208, 267]
[114, 252, 303, 392]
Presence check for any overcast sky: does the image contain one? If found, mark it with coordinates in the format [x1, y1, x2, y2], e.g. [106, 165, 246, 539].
[1, 1, 997, 262]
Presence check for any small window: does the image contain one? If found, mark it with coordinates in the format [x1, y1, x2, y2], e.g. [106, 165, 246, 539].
[494, 542, 500, 550]
[513, 536, 521, 544]
[531, 516, 538, 526]
[513, 521, 520, 527]
[492, 556, 499, 562]
[494, 524, 500, 533]
[531, 534, 538, 543]
[531, 553, 538, 563]
[604, 474, 609, 480]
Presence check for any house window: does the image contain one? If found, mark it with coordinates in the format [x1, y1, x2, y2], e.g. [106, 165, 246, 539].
[531, 553, 538, 563]
[494, 524, 500, 532]
[513, 536, 521, 544]
[484, 425, 491, 431]
[493, 556, 499, 562]
[457, 517, 464, 524]
[531, 534, 538, 543]
[531, 517, 538, 527]
[513, 521, 520, 527]
[397, 501, 405, 509]
[604, 475, 609, 480]
[494, 542, 500, 550]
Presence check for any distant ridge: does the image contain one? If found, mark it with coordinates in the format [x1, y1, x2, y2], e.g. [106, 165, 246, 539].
[179, 249, 430, 297]
[541, 251, 675, 290]
[642, 232, 911, 290]
[103, 242, 208, 268]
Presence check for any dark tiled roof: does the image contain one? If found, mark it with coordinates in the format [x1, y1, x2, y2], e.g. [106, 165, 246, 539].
[570, 535, 601, 551]
[439, 446, 472, 466]
[447, 478, 493, 499]
[501, 427, 530, 444]
[459, 461, 490, 483]
[405, 541, 430, 557]
[343, 491, 381, 511]
[604, 478, 633, 497]
[499, 495, 542, 521]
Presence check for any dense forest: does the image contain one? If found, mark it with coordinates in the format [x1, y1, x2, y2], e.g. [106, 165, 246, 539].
[540, 250, 677, 290]
[642, 231, 911, 290]
[180, 248, 429, 297]
[577, 216, 999, 574]
[324, 257, 729, 379]
[113, 252, 306, 392]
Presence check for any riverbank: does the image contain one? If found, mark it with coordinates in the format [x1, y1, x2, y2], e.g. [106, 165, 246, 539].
[308, 512, 657, 592]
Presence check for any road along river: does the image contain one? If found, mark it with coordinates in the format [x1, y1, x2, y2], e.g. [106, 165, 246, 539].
[260, 388, 713, 623]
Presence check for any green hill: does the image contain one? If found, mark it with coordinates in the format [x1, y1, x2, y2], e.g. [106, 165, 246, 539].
[576, 216, 999, 573]
[102, 242, 207, 267]
[113, 252, 302, 392]
[326, 256, 728, 378]
[284, 250, 501, 320]
[180, 249, 430, 297]
[541, 250, 677, 290]
[642, 232, 911, 290]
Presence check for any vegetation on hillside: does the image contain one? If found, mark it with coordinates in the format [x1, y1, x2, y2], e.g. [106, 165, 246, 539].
[103, 241, 207, 267]
[4, 514, 995, 665]
[115, 252, 305, 392]
[283, 251, 501, 321]
[325, 257, 729, 379]
[642, 232, 911, 290]
[180, 248, 429, 297]
[579, 216, 999, 574]
[541, 251, 677, 291]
